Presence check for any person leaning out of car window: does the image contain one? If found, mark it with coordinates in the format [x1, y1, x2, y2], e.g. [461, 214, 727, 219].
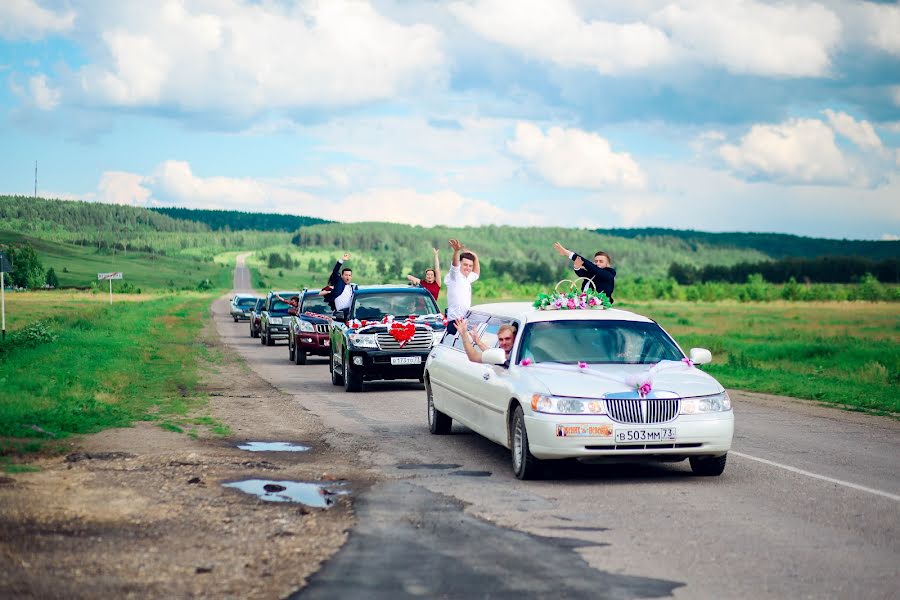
[455, 318, 515, 365]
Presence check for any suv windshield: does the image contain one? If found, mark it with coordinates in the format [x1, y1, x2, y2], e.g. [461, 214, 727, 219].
[353, 293, 439, 320]
[301, 294, 331, 315]
[236, 297, 257, 307]
[519, 320, 683, 365]
[270, 297, 298, 312]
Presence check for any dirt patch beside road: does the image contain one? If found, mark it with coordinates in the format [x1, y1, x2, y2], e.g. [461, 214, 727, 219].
[0, 301, 367, 600]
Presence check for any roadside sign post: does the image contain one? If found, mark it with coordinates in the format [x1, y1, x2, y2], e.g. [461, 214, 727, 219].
[97, 272, 123, 304]
[0, 251, 11, 341]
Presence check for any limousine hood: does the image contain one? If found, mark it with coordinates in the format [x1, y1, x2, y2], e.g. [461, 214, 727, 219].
[521, 363, 724, 399]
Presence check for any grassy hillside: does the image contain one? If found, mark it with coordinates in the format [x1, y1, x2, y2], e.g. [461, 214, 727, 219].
[0, 231, 230, 291]
[598, 228, 900, 261]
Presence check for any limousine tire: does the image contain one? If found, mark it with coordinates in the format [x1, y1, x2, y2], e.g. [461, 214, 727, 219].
[330, 352, 343, 386]
[689, 453, 727, 476]
[426, 378, 451, 434]
[511, 406, 543, 480]
[343, 350, 363, 392]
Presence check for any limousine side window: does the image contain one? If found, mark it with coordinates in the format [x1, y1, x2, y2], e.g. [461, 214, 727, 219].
[481, 317, 519, 350]
[441, 311, 489, 350]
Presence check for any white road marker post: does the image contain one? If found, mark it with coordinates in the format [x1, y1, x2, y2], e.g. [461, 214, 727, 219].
[98, 272, 123, 305]
[0, 251, 10, 341]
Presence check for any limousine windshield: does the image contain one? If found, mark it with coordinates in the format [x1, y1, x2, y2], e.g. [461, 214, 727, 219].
[518, 320, 683, 365]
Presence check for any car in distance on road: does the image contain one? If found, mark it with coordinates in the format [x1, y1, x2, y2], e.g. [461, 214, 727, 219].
[230, 294, 258, 322]
[249, 297, 266, 338]
[424, 302, 734, 480]
[260, 291, 301, 346]
[288, 289, 333, 365]
[329, 285, 445, 392]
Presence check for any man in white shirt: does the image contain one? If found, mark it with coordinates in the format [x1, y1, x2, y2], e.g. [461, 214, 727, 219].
[444, 239, 479, 334]
[322, 253, 354, 312]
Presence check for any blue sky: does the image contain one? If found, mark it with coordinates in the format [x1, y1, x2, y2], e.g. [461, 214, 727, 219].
[1, 0, 899, 240]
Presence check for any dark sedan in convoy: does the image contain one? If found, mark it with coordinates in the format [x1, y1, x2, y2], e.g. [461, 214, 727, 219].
[288, 289, 333, 365]
[230, 294, 258, 322]
[260, 290, 301, 346]
[249, 297, 266, 338]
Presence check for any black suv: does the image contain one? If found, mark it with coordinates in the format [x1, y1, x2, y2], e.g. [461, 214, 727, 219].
[260, 290, 300, 346]
[329, 285, 444, 392]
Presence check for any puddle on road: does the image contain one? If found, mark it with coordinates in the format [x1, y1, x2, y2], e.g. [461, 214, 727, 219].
[237, 442, 310, 452]
[223, 479, 349, 508]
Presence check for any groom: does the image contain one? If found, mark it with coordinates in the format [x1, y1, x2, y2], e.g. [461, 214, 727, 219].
[322, 252, 354, 312]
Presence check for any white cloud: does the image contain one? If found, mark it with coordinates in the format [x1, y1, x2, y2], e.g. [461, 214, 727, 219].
[881, 233, 900, 241]
[97, 171, 152, 206]
[508, 122, 646, 190]
[64, 0, 444, 113]
[823, 109, 884, 153]
[28, 74, 61, 110]
[0, 0, 74, 40]
[449, 0, 673, 74]
[652, 0, 841, 77]
[858, 1, 900, 56]
[719, 118, 851, 184]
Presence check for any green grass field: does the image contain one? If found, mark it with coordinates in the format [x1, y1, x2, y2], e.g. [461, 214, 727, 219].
[622, 300, 900, 415]
[0, 291, 230, 466]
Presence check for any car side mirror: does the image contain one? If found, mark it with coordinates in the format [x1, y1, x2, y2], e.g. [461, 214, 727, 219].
[332, 309, 348, 322]
[689, 348, 712, 365]
[482, 347, 507, 365]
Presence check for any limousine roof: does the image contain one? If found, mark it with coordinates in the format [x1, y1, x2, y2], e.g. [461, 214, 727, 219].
[469, 302, 654, 325]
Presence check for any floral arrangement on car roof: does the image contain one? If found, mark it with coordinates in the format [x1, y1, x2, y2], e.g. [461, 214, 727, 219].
[532, 287, 611, 311]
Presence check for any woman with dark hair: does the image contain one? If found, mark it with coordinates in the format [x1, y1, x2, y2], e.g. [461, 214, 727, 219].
[553, 242, 616, 303]
[406, 247, 441, 301]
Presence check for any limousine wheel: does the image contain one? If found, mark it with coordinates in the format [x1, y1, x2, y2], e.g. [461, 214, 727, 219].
[343, 350, 363, 393]
[511, 406, 542, 480]
[689, 453, 727, 476]
[330, 352, 343, 386]
[426, 378, 451, 434]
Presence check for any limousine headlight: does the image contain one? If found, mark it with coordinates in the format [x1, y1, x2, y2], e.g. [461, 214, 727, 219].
[679, 391, 731, 414]
[531, 394, 607, 415]
[348, 333, 379, 349]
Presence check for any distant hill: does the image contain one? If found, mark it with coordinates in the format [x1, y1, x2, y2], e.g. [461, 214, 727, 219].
[597, 228, 900, 261]
[151, 207, 330, 232]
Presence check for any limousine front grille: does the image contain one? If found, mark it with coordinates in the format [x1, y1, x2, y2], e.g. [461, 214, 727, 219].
[315, 324, 329, 334]
[605, 399, 680, 424]
[376, 330, 433, 351]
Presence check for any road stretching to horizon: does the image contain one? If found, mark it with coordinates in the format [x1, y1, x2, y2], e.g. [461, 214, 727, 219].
[222, 260, 899, 599]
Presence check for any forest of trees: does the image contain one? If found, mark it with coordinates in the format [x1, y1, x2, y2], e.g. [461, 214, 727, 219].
[599, 227, 900, 261]
[668, 256, 900, 284]
[151, 207, 330, 232]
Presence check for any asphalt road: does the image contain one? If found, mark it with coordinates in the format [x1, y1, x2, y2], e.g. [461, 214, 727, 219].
[226, 264, 899, 599]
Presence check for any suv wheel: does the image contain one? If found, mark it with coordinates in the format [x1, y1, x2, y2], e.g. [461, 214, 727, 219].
[259, 328, 266, 344]
[265, 327, 275, 346]
[295, 346, 306, 365]
[343, 350, 363, 393]
[426, 377, 451, 434]
[288, 337, 295, 361]
[330, 351, 344, 386]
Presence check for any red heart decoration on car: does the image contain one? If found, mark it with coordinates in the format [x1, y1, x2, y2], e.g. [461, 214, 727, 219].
[389, 322, 417, 347]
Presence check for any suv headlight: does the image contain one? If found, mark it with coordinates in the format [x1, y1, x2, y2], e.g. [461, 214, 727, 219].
[680, 391, 731, 414]
[269, 317, 283, 325]
[531, 394, 607, 415]
[348, 333, 379, 349]
[299, 320, 315, 332]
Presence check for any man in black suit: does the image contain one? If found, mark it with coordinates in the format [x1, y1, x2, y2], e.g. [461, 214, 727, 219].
[322, 252, 353, 312]
[553, 242, 615, 303]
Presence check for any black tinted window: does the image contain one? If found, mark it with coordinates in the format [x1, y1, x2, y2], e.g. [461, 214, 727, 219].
[353, 293, 438, 320]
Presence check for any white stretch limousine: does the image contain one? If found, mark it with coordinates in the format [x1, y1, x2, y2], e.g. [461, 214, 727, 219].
[424, 303, 734, 480]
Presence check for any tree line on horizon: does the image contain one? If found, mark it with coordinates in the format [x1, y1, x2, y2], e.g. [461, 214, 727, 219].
[668, 256, 899, 285]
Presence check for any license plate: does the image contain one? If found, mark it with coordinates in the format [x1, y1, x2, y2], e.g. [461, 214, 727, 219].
[391, 356, 421, 366]
[614, 428, 676, 443]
